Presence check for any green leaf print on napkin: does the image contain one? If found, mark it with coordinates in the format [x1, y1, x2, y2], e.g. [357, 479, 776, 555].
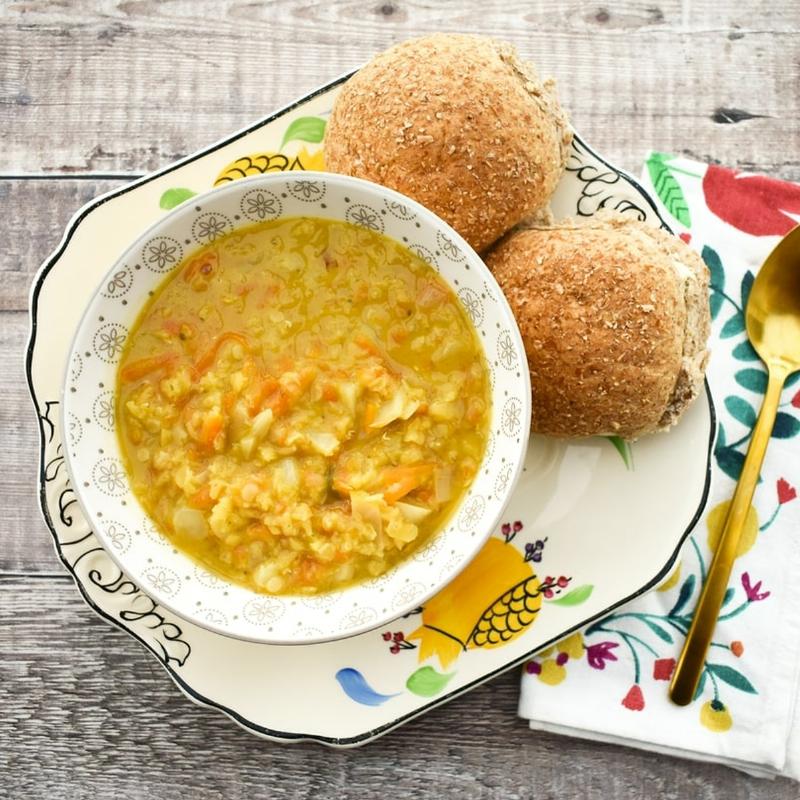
[668, 574, 696, 616]
[724, 396, 756, 428]
[772, 413, 800, 439]
[732, 340, 759, 361]
[720, 314, 745, 338]
[646, 152, 691, 227]
[740, 271, 754, 311]
[715, 445, 746, 482]
[735, 369, 800, 394]
[706, 663, 757, 694]
[703, 245, 725, 320]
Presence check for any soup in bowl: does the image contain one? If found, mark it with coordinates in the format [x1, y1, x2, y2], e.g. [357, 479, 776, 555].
[62, 173, 530, 643]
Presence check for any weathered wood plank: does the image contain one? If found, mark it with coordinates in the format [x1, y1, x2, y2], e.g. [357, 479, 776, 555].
[0, 311, 63, 573]
[0, 178, 131, 312]
[1, 1, 799, 178]
[0, 575, 795, 799]
[0, 179, 132, 573]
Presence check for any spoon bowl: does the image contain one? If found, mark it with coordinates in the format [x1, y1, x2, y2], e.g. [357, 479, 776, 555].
[747, 224, 800, 371]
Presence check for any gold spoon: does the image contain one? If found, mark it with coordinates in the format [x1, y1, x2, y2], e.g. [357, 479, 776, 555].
[670, 224, 800, 706]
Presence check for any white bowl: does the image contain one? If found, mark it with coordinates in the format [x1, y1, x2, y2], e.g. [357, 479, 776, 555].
[61, 172, 531, 644]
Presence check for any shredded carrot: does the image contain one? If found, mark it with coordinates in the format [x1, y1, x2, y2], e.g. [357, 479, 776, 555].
[119, 353, 176, 383]
[321, 383, 339, 402]
[298, 366, 317, 392]
[354, 334, 381, 357]
[193, 332, 249, 378]
[199, 412, 224, 448]
[248, 376, 280, 414]
[262, 389, 290, 417]
[188, 485, 214, 510]
[381, 464, 434, 504]
[363, 401, 378, 429]
[222, 391, 237, 413]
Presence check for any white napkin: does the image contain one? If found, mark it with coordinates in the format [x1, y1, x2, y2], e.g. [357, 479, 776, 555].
[518, 154, 800, 779]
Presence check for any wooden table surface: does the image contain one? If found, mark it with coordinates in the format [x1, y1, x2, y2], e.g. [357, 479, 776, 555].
[2, 1, 798, 797]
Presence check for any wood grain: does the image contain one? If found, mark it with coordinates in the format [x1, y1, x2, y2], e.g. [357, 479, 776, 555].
[0, 179, 130, 573]
[0, 575, 796, 800]
[0, 178, 130, 312]
[0, 312, 59, 574]
[1, 0, 799, 179]
[4, 2, 800, 796]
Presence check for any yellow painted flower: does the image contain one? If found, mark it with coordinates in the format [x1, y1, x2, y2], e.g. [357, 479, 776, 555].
[409, 538, 543, 669]
[707, 500, 758, 557]
[557, 631, 584, 659]
[657, 562, 682, 592]
[538, 659, 567, 685]
[700, 699, 733, 732]
[214, 146, 325, 186]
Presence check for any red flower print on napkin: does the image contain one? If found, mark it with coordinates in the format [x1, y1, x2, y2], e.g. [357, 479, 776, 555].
[703, 165, 800, 236]
[622, 684, 645, 711]
[778, 478, 797, 505]
[653, 658, 676, 681]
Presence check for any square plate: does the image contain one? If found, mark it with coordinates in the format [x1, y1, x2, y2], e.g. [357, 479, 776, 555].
[27, 72, 714, 746]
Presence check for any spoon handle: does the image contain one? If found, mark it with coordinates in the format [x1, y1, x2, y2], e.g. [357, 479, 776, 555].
[669, 366, 787, 706]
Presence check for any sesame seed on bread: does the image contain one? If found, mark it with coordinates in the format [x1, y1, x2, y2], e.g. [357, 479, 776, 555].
[324, 34, 572, 253]
[486, 213, 711, 439]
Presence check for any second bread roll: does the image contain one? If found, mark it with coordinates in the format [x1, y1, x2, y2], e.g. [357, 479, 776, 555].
[486, 214, 710, 439]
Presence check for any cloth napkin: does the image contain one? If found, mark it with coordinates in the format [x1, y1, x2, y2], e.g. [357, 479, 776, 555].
[518, 154, 800, 779]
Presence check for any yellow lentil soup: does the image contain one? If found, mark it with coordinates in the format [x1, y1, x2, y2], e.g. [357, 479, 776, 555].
[117, 217, 490, 595]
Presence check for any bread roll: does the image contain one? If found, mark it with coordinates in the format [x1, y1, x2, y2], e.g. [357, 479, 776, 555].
[324, 34, 572, 252]
[486, 214, 710, 439]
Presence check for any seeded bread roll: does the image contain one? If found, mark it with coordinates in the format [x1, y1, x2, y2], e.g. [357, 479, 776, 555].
[324, 34, 572, 252]
[486, 213, 711, 439]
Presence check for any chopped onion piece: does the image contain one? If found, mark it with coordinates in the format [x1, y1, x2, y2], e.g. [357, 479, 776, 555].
[338, 382, 358, 413]
[172, 507, 209, 541]
[251, 408, 274, 440]
[306, 430, 340, 456]
[371, 389, 421, 429]
[350, 490, 384, 534]
[434, 467, 453, 504]
[395, 501, 432, 523]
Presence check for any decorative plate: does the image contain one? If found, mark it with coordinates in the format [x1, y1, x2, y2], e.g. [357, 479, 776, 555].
[27, 72, 715, 746]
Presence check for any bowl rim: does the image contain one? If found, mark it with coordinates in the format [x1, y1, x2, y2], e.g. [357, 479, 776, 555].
[60, 170, 532, 644]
